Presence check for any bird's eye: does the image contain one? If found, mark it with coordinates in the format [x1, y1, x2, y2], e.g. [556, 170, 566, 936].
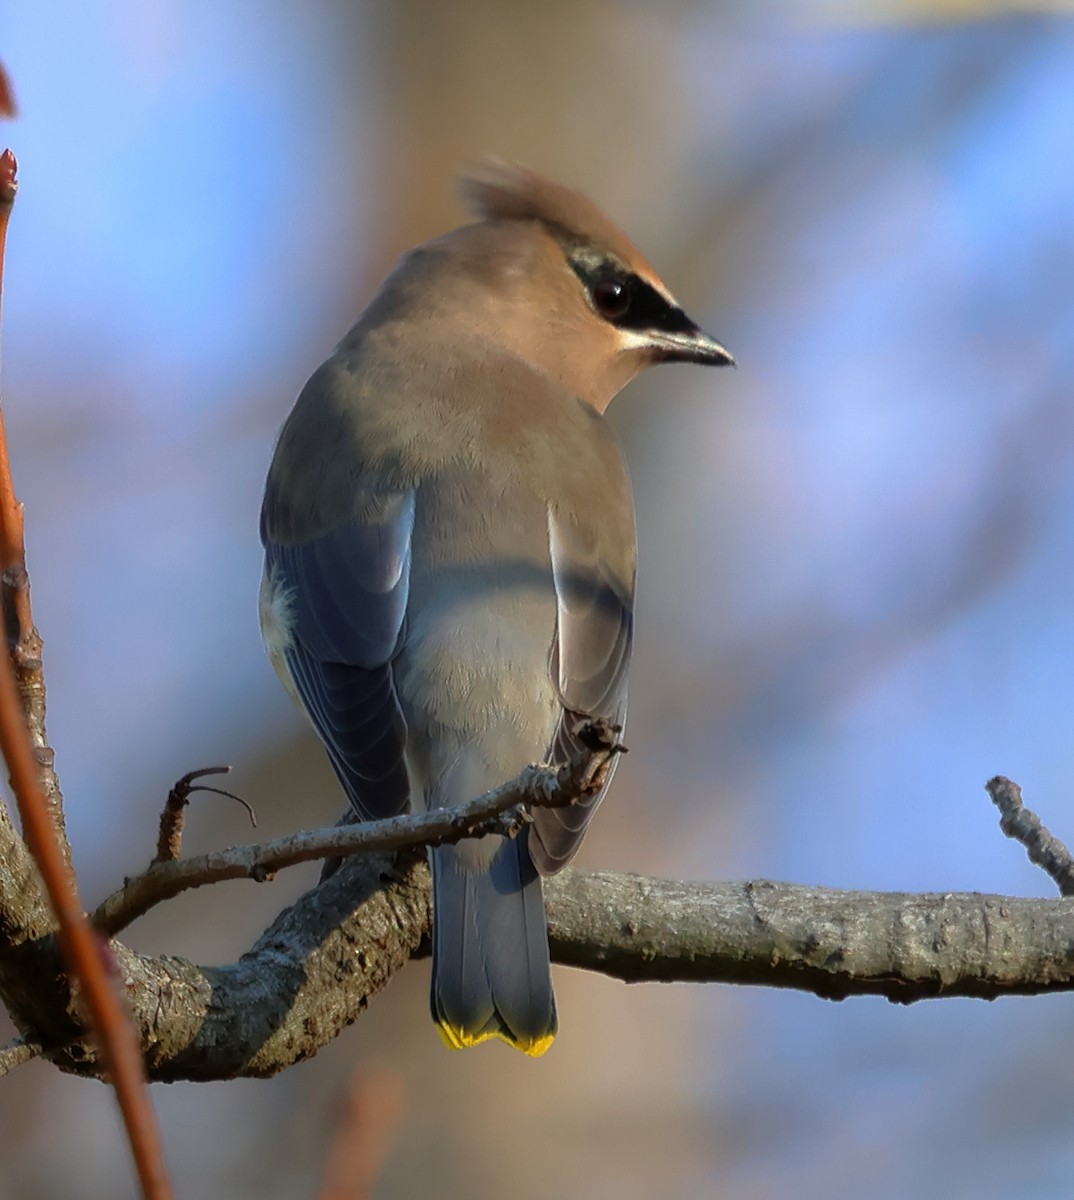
[592, 277, 632, 321]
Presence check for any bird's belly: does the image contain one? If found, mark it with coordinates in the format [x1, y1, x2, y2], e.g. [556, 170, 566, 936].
[395, 581, 559, 815]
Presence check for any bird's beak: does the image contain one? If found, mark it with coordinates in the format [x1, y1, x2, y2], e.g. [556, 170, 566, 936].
[651, 320, 736, 368]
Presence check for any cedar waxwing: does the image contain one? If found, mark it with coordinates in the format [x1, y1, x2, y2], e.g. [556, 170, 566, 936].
[260, 161, 733, 1056]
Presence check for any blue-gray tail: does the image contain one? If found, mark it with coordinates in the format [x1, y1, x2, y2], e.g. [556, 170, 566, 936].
[429, 829, 557, 1056]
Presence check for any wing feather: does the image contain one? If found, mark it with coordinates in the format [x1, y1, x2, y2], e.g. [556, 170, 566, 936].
[532, 507, 634, 873]
[261, 489, 415, 821]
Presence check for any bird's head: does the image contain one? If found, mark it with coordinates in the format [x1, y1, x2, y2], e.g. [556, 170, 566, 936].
[456, 158, 734, 411]
[350, 160, 734, 414]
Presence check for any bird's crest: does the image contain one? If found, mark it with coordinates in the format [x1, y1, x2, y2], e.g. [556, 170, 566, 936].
[461, 158, 659, 284]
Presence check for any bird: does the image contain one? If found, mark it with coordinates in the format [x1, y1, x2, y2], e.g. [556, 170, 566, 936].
[260, 160, 733, 1056]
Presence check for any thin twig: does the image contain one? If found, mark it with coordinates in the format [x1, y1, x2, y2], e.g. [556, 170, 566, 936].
[986, 775, 1074, 896]
[0, 139, 172, 1199]
[94, 723, 623, 937]
[153, 765, 254, 865]
[0, 1035, 39, 1076]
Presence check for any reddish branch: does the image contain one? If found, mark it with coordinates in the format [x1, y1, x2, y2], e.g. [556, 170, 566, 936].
[0, 133, 172, 1199]
[0, 146, 68, 863]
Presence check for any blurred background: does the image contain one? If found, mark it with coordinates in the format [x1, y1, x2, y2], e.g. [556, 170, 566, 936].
[3, 1, 1074, 1196]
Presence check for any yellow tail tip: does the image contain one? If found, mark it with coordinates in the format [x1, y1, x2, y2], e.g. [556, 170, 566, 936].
[435, 1020, 556, 1057]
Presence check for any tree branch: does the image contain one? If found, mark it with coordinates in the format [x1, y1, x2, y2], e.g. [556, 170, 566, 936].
[546, 872, 1074, 999]
[0, 565, 1069, 1092]
[5, 852, 1074, 1083]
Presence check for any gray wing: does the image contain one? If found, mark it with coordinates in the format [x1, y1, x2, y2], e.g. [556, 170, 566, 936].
[261, 489, 415, 821]
[530, 508, 634, 874]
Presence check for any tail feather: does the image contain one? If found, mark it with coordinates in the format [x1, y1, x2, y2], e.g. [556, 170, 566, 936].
[430, 830, 557, 1056]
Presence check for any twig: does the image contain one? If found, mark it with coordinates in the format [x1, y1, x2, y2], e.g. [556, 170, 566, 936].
[94, 723, 623, 936]
[0, 136, 172, 1198]
[986, 775, 1074, 896]
[0, 1035, 39, 1076]
[153, 765, 254, 865]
